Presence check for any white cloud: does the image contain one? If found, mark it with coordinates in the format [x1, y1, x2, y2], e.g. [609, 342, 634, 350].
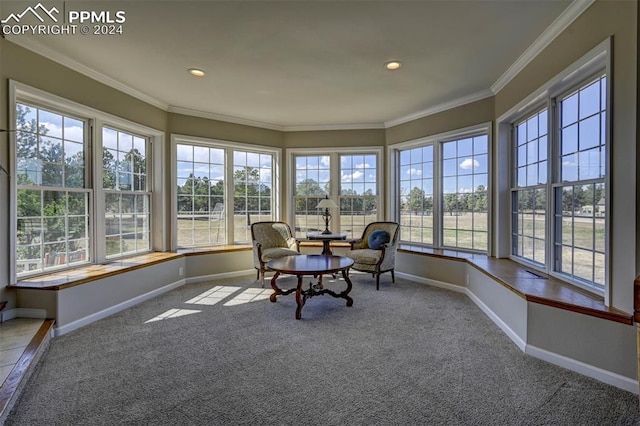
[459, 159, 480, 170]
[341, 170, 364, 181]
[355, 163, 372, 169]
[407, 168, 422, 176]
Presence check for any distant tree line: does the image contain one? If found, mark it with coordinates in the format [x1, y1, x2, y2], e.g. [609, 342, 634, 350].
[176, 166, 271, 214]
[293, 178, 376, 213]
[403, 185, 488, 215]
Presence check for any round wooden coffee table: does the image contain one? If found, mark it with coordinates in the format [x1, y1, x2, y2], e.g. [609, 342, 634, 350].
[267, 254, 354, 319]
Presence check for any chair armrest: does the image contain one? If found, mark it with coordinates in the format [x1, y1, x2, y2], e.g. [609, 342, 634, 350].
[286, 237, 300, 252]
[349, 239, 364, 250]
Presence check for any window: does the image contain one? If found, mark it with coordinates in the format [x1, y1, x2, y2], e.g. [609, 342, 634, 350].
[103, 127, 151, 257]
[508, 66, 608, 293]
[176, 144, 226, 247]
[293, 155, 330, 236]
[11, 82, 164, 280]
[399, 145, 434, 245]
[554, 75, 607, 289]
[392, 124, 490, 253]
[233, 151, 274, 242]
[173, 136, 279, 248]
[441, 135, 488, 250]
[512, 109, 548, 265]
[15, 103, 90, 274]
[339, 154, 378, 238]
[289, 149, 382, 239]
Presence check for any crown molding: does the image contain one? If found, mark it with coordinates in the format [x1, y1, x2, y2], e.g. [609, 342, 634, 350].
[490, 0, 596, 95]
[283, 123, 385, 132]
[5, 35, 169, 110]
[384, 89, 494, 129]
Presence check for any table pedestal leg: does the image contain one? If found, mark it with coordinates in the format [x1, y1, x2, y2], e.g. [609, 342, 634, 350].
[341, 269, 354, 307]
[295, 275, 305, 320]
[269, 271, 281, 302]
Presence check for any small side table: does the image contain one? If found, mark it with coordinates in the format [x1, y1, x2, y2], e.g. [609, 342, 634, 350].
[306, 232, 347, 255]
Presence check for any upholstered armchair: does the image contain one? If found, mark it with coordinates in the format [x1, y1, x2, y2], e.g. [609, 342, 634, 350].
[345, 221, 400, 290]
[251, 221, 301, 287]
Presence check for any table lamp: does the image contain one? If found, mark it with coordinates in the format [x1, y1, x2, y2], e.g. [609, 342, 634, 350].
[316, 195, 338, 234]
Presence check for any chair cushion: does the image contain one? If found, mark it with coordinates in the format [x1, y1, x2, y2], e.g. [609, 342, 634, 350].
[345, 249, 381, 265]
[261, 247, 300, 262]
[368, 230, 390, 250]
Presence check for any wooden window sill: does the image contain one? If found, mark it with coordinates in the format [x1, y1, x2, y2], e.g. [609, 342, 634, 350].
[398, 245, 632, 325]
[12, 246, 253, 291]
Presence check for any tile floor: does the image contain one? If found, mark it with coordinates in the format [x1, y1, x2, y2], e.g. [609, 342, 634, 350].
[0, 318, 43, 386]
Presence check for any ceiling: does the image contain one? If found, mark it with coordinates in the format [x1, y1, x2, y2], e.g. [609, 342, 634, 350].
[3, 0, 578, 129]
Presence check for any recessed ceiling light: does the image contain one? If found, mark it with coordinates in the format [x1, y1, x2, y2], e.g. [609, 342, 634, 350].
[384, 61, 402, 71]
[188, 68, 206, 77]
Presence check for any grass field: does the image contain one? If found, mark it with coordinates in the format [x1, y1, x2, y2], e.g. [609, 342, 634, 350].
[175, 210, 607, 287]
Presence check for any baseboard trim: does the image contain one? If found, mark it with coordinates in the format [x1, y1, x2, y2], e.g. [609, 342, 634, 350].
[184, 269, 256, 284]
[395, 272, 465, 294]
[55, 279, 186, 336]
[526, 344, 638, 395]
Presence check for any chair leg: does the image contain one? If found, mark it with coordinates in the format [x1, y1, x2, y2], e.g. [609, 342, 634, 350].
[260, 270, 265, 288]
[256, 269, 260, 280]
[376, 273, 380, 291]
[391, 269, 395, 283]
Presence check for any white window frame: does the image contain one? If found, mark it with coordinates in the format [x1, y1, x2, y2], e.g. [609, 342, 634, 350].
[388, 122, 492, 253]
[497, 38, 611, 298]
[9, 81, 165, 281]
[286, 147, 384, 237]
[170, 134, 281, 249]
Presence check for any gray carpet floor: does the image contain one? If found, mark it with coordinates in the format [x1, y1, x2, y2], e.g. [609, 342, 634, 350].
[7, 273, 640, 425]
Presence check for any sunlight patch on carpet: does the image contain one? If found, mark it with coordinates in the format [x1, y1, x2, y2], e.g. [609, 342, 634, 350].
[185, 286, 241, 305]
[145, 309, 201, 323]
[223, 288, 272, 306]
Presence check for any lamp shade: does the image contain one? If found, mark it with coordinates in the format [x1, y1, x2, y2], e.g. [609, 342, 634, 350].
[316, 198, 338, 209]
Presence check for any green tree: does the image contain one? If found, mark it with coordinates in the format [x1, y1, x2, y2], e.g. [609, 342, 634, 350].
[294, 178, 324, 212]
[234, 167, 270, 218]
[406, 187, 427, 214]
[443, 193, 459, 216]
[474, 185, 488, 211]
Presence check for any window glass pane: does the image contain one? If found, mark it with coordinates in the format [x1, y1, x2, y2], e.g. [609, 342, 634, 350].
[339, 154, 378, 238]
[103, 127, 151, 258]
[294, 155, 329, 237]
[554, 180, 605, 291]
[176, 144, 226, 247]
[399, 145, 434, 245]
[15, 103, 89, 276]
[440, 135, 488, 251]
[234, 151, 273, 243]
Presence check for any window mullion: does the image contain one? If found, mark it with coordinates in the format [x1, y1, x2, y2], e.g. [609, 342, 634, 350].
[433, 141, 442, 249]
[93, 119, 105, 262]
[225, 148, 234, 244]
[330, 152, 340, 232]
[545, 98, 556, 274]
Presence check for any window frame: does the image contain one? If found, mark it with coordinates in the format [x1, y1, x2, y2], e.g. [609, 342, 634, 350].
[388, 122, 492, 253]
[286, 147, 384, 239]
[101, 126, 153, 259]
[170, 134, 281, 249]
[498, 38, 611, 298]
[9, 81, 165, 281]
